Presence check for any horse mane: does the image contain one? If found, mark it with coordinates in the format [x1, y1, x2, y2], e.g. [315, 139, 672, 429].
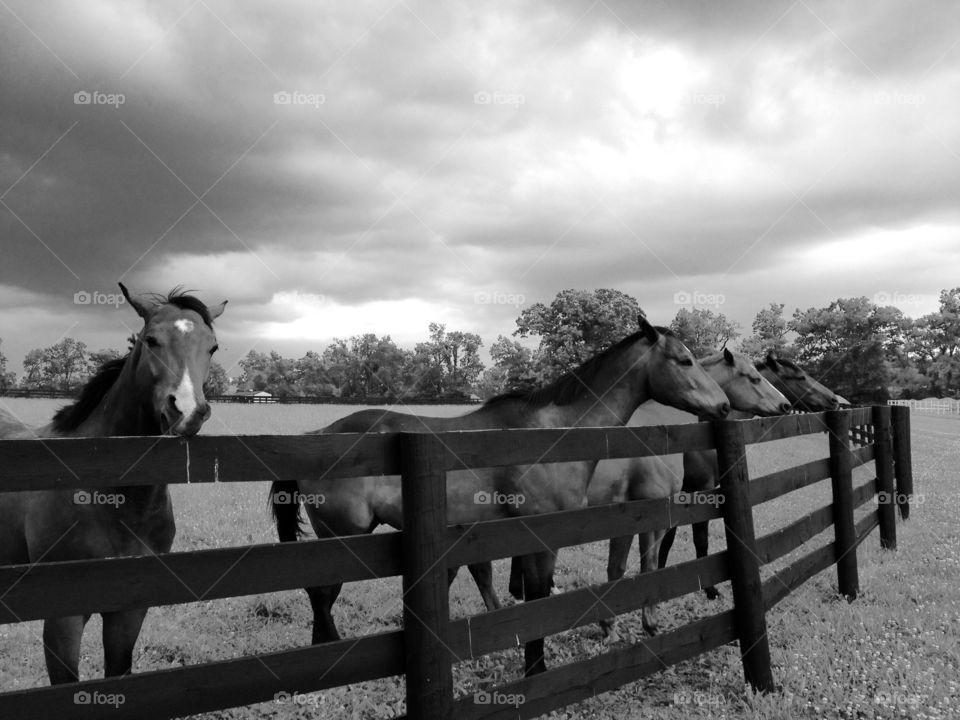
[51, 356, 128, 432]
[484, 326, 673, 409]
[145, 286, 216, 327]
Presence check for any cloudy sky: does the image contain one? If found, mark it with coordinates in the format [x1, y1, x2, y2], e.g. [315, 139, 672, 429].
[1, 0, 958, 376]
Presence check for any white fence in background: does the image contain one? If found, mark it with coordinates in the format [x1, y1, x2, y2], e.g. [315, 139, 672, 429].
[888, 398, 960, 415]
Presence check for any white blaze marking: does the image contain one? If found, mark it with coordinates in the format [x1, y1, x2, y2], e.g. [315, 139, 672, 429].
[173, 369, 197, 420]
[175, 319, 194, 334]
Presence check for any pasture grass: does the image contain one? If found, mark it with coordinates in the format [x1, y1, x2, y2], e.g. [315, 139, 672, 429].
[0, 402, 957, 718]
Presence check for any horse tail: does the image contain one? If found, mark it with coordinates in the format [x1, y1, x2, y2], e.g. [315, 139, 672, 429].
[270, 480, 304, 542]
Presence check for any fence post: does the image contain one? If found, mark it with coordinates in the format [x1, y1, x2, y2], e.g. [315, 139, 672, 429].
[827, 410, 858, 601]
[890, 405, 913, 521]
[399, 432, 453, 719]
[713, 418, 776, 693]
[872, 406, 897, 550]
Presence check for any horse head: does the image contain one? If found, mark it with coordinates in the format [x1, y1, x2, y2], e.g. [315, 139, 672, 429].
[704, 348, 791, 416]
[120, 283, 227, 436]
[639, 316, 729, 420]
[760, 352, 839, 412]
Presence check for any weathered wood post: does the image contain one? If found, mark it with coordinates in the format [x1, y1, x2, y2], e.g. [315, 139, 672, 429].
[872, 406, 897, 550]
[713, 418, 776, 693]
[890, 405, 913, 520]
[827, 410, 858, 601]
[400, 432, 453, 719]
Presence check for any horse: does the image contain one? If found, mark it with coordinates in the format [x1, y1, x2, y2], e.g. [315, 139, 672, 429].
[656, 352, 841, 601]
[270, 316, 731, 675]
[0, 284, 225, 684]
[496, 348, 790, 640]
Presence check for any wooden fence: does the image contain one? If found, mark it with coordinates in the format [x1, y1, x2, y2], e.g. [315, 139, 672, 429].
[0, 406, 913, 719]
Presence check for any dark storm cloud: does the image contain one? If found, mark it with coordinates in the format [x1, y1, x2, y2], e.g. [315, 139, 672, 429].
[1, 0, 957, 374]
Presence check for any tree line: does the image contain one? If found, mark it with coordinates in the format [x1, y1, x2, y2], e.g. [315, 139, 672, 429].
[2, 287, 959, 404]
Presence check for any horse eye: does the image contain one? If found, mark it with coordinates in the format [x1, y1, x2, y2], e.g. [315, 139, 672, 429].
[210, 344, 219, 355]
[145, 336, 159, 348]
[678, 357, 694, 366]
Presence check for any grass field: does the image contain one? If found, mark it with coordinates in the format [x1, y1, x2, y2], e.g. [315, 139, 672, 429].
[0, 400, 957, 719]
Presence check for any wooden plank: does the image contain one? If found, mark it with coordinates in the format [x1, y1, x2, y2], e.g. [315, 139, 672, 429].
[740, 412, 828, 444]
[435, 424, 715, 471]
[454, 610, 737, 720]
[713, 419, 774, 692]
[446, 552, 729, 659]
[755, 504, 834, 566]
[873, 406, 897, 549]
[399, 433, 454, 718]
[851, 478, 878, 510]
[445, 497, 721, 568]
[0, 534, 400, 623]
[0, 433, 399, 491]
[762, 541, 837, 609]
[854, 511, 880, 547]
[850, 444, 875, 469]
[748, 458, 830, 506]
[827, 411, 859, 601]
[890, 405, 913, 520]
[847, 406, 875, 426]
[0, 631, 403, 720]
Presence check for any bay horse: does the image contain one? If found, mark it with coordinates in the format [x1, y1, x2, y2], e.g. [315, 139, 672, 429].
[271, 317, 730, 675]
[496, 348, 790, 639]
[656, 352, 841, 600]
[0, 284, 225, 684]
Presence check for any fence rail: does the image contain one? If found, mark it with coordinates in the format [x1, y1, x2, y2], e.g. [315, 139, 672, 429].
[888, 398, 960, 415]
[0, 407, 913, 719]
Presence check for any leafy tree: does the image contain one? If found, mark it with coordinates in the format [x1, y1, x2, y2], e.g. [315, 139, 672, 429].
[738, 303, 793, 360]
[411, 324, 484, 397]
[515, 289, 642, 381]
[0, 339, 13, 390]
[489, 335, 538, 393]
[791, 297, 906, 403]
[296, 350, 332, 396]
[42, 338, 88, 390]
[203, 361, 229, 396]
[21, 348, 45, 388]
[669, 308, 741, 358]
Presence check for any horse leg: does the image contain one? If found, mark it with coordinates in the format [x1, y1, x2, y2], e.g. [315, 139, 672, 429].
[43, 614, 90, 684]
[691, 520, 720, 599]
[306, 584, 343, 643]
[102, 608, 148, 676]
[522, 550, 556, 676]
[658, 524, 678, 569]
[599, 535, 632, 643]
[639, 530, 662, 635]
[467, 562, 502, 611]
[508, 555, 524, 600]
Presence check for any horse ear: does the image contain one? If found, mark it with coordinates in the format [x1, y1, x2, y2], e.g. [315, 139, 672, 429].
[639, 315, 659, 343]
[723, 347, 735, 365]
[208, 300, 227, 320]
[119, 282, 151, 320]
[764, 351, 779, 370]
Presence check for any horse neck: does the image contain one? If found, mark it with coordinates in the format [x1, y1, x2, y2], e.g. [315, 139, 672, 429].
[66, 350, 168, 502]
[548, 337, 653, 427]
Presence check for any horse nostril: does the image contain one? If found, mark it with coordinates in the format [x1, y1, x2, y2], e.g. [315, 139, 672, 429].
[167, 394, 180, 414]
[720, 402, 730, 417]
[780, 402, 791, 413]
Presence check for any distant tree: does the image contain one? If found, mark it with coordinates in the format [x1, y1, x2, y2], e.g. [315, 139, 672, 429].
[236, 350, 270, 392]
[203, 361, 229, 397]
[489, 335, 539, 393]
[42, 338, 88, 390]
[515, 289, 642, 381]
[296, 350, 332, 396]
[669, 308, 741, 358]
[21, 348, 45, 388]
[904, 288, 960, 397]
[738, 303, 793, 360]
[0, 339, 13, 390]
[411, 324, 484, 398]
[791, 297, 906, 403]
